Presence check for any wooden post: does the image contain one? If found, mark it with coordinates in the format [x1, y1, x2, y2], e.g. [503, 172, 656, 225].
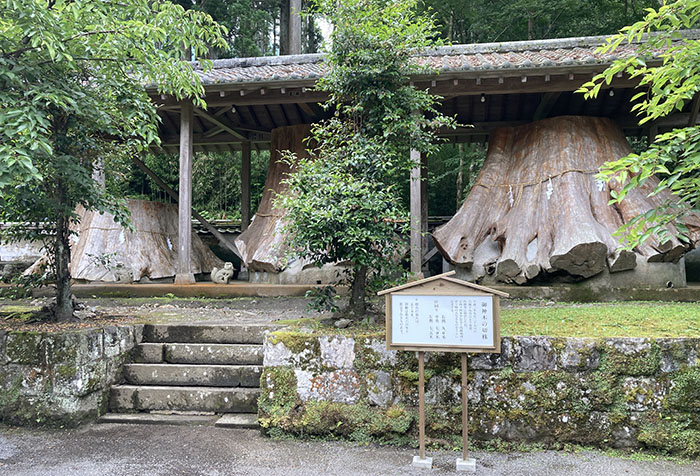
[175, 101, 195, 284]
[418, 351, 426, 460]
[131, 156, 242, 260]
[421, 152, 429, 271]
[289, 0, 302, 55]
[410, 149, 423, 276]
[461, 353, 469, 461]
[241, 142, 251, 232]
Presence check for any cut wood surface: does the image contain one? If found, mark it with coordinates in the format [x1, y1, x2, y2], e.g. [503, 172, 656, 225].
[433, 116, 700, 284]
[70, 200, 222, 282]
[235, 124, 312, 272]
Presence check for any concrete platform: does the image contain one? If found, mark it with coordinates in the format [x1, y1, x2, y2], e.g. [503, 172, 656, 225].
[123, 364, 262, 387]
[164, 343, 263, 365]
[61, 282, 345, 298]
[97, 413, 218, 426]
[21, 281, 700, 302]
[215, 413, 258, 429]
[110, 385, 259, 413]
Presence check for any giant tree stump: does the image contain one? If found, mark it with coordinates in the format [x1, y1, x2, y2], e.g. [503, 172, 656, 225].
[70, 199, 222, 282]
[235, 124, 312, 273]
[433, 116, 700, 284]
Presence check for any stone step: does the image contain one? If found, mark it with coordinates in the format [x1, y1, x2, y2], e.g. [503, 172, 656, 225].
[123, 363, 262, 387]
[132, 343, 264, 365]
[110, 385, 259, 413]
[98, 413, 218, 426]
[132, 343, 164, 363]
[165, 343, 263, 365]
[215, 413, 258, 429]
[142, 324, 278, 345]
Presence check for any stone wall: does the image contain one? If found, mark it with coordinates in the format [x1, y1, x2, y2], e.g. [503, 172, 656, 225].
[261, 331, 700, 456]
[0, 325, 139, 426]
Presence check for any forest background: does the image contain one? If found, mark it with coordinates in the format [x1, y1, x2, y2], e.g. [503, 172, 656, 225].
[118, 0, 660, 221]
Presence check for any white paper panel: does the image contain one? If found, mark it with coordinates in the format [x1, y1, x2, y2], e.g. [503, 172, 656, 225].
[391, 294, 494, 348]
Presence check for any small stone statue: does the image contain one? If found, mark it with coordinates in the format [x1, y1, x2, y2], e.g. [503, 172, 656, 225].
[211, 262, 235, 284]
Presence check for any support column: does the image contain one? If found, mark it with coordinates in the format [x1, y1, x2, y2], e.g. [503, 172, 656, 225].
[241, 142, 251, 232]
[410, 149, 423, 277]
[175, 101, 195, 284]
[421, 152, 429, 272]
[289, 0, 302, 55]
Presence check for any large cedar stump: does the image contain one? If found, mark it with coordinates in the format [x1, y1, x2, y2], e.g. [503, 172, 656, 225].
[235, 124, 312, 275]
[70, 199, 222, 282]
[434, 116, 700, 284]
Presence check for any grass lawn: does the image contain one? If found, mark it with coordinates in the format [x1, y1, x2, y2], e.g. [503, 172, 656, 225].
[501, 301, 700, 338]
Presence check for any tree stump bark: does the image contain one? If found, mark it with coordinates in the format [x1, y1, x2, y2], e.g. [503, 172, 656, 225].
[433, 116, 700, 284]
[235, 124, 312, 273]
[70, 199, 222, 282]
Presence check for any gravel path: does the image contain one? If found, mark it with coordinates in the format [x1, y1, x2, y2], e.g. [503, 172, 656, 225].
[0, 424, 696, 476]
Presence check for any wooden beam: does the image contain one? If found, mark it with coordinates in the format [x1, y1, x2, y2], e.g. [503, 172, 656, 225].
[175, 101, 195, 284]
[410, 149, 423, 277]
[241, 142, 251, 232]
[532, 91, 562, 121]
[194, 107, 247, 140]
[156, 89, 328, 108]
[131, 155, 243, 260]
[161, 132, 271, 148]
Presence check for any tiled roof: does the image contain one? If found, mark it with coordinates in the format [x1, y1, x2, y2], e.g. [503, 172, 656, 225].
[193, 30, 700, 87]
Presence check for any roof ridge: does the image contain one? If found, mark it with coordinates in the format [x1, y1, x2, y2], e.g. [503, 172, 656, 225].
[195, 29, 700, 71]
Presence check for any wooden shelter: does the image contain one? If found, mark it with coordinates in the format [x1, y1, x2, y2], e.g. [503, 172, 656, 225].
[146, 31, 700, 284]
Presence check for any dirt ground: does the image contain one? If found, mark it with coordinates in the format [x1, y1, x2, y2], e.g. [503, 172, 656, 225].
[1, 424, 697, 476]
[0, 294, 561, 332]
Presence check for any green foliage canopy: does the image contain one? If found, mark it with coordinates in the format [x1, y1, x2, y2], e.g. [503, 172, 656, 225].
[279, 0, 456, 315]
[579, 0, 700, 248]
[0, 0, 225, 319]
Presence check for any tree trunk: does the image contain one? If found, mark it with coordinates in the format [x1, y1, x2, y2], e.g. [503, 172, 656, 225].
[279, 0, 290, 55]
[54, 180, 73, 322]
[235, 124, 312, 272]
[433, 116, 700, 284]
[456, 143, 464, 208]
[348, 265, 368, 317]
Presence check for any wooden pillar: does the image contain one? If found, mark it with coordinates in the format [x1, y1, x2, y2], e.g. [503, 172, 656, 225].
[421, 152, 428, 271]
[461, 353, 469, 461]
[410, 149, 424, 276]
[289, 0, 302, 55]
[418, 351, 426, 460]
[241, 142, 251, 232]
[174, 101, 195, 284]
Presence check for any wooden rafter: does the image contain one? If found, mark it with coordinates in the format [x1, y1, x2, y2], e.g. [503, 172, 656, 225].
[532, 92, 562, 121]
[193, 107, 247, 140]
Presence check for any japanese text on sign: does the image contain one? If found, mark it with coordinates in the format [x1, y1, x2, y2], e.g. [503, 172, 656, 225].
[392, 294, 494, 348]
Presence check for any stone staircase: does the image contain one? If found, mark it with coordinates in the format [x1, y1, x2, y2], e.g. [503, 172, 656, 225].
[100, 324, 275, 427]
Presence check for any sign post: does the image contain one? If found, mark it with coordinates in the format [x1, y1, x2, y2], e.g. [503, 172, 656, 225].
[378, 271, 508, 472]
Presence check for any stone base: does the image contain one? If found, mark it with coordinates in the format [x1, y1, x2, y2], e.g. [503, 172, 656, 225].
[456, 457, 476, 472]
[174, 272, 195, 284]
[248, 260, 347, 285]
[412, 456, 433, 469]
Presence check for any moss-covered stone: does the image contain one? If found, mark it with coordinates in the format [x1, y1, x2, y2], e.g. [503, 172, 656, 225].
[259, 329, 699, 455]
[600, 339, 661, 376]
[637, 413, 700, 457]
[665, 367, 700, 411]
[6, 332, 43, 365]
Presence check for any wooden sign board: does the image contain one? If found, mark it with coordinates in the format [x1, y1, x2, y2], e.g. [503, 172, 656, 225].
[379, 271, 508, 353]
